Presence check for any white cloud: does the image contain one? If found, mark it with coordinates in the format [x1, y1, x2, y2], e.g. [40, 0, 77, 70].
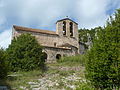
[0, 29, 11, 49]
[0, 0, 120, 48]
[1, 0, 120, 29]
[1, 0, 75, 29]
[75, 0, 109, 28]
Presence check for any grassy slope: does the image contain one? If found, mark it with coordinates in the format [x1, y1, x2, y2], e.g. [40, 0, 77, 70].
[1, 55, 93, 90]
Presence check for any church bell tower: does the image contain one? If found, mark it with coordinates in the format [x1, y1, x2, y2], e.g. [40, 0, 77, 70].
[56, 18, 78, 40]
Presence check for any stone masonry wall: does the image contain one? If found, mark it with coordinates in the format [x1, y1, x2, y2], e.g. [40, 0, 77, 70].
[12, 18, 79, 61]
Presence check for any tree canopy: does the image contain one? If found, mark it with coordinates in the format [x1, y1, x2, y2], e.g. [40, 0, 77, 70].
[0, 48, 8, 79]
[7, 34, 45, 71]
[86, 9, 120, 89]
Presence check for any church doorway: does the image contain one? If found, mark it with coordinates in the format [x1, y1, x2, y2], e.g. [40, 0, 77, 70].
[56, 54, 61, 60]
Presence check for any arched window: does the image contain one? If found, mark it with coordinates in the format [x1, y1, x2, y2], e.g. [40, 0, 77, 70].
[63, 21, 66, 35]
[56, 54, 61, 60]
[70, 22, 73, 37]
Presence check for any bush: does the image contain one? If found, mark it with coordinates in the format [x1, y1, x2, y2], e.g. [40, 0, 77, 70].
[76, 83, 94, 90]
[58, 55, 86, 66]
[6, 34, 45, 71]
[0, 48, 8, 79]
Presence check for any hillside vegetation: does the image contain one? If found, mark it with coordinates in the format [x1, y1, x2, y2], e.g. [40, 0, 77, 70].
[86, 9, 120, 89]
[2, 54, 92, 90]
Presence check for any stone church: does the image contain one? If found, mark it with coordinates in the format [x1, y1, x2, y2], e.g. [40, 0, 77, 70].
[12, 18, 79, 62]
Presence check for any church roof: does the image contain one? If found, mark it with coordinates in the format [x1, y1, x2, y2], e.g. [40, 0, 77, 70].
[13, 25, 58, 35]
[56, 18, 78, 25]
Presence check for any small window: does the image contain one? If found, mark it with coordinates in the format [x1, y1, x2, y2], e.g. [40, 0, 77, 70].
[54, 42, 57, 47]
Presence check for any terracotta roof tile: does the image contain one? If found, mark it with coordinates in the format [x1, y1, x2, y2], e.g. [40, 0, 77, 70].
[13, 25, 58, 35]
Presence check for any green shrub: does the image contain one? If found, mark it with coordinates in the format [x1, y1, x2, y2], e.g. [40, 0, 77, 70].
[0, 48, 8, 79]
[76, 83, 94, 90]
[58, 55, 86, 66]
[6, 34, 45, 71]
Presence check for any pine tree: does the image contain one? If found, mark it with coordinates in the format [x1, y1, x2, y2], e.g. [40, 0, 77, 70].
[86, 9, 120, 89]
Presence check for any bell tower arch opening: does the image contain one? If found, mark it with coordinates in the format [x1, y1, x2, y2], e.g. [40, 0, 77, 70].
[70, 22, 73, 37]
[63, 21, 66, 36]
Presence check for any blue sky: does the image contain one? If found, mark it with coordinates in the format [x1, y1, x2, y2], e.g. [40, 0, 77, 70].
[0, 0, 120, 48]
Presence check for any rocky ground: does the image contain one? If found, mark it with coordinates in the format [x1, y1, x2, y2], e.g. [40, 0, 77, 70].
[26, 73, 86, 90]
[7, 63, 86, 90]
[21, 65, 85, 90]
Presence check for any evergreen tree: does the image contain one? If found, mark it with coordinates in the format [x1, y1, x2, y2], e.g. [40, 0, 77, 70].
[0, 48, 8, 79]
[86, 9, 120, 89]
[7, 33, 45, 71]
